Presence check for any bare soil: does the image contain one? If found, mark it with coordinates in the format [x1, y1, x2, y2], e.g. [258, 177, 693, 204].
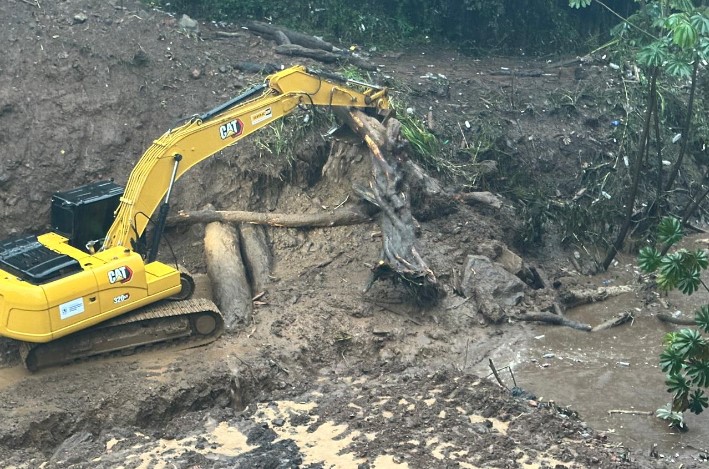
[1, 1, 708, 467]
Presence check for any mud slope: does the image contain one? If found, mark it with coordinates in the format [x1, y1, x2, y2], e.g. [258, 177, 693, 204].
[0, 0, 705, 468]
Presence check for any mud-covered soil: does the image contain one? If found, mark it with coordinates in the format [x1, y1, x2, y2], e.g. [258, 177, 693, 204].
[1, 0, 708, 467]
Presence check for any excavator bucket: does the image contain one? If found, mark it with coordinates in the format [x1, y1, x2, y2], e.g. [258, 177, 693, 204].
[323, 124, 364, 145]
[323, 108, 392, 145]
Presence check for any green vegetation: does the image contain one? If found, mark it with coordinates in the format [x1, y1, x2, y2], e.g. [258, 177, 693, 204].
[566, 0, 709, 271]
[638, 217, 709, 430]
[568, 0, 709, 429]
[145, 0, 633, 54]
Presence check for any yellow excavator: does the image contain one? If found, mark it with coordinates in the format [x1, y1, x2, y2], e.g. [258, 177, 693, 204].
[0, 65, 389, 370]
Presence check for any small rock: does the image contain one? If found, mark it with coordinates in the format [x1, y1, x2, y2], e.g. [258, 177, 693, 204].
[178, 14, 200, 36]
[273, 418, 285, 427]
[73, 13, 88, 24]
[190, 68, 202, 79]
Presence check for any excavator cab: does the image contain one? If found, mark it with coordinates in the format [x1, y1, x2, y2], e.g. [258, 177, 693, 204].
[51, 181, 124, 253]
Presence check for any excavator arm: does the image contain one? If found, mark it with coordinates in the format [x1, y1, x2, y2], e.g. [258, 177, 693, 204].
[104, 65, 389, 255]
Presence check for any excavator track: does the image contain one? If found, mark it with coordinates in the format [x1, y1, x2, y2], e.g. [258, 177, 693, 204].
[19, 298, 224, 371]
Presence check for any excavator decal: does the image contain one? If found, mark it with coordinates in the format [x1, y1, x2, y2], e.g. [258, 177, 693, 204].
[113, 293, 130, 304]
[219, 119, 244, 139]
[107, 266, 133, 284]
[250, 107, 273, 125]
[59, 298, 85, 320]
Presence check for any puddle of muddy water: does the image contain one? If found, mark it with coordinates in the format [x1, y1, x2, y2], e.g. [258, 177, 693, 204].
[517, 291, 709, 456]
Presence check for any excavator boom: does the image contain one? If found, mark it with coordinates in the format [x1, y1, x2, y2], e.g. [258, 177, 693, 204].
[105, 65, 388, 253]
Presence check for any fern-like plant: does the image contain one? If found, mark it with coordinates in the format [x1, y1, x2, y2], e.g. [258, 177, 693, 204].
[639, 217, 709, 430]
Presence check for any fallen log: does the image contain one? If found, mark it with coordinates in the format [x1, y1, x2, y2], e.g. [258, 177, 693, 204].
[238, 223, 272, 294]
[245, 20, 335, 51]
[214, 31, 244, 38]
[657, 313, 696, 326]
[513, 311, 592, 331]
[608, 409, 653, 416]
[166, 208, 371, 228]
[273, 30, 290, 46]
[488, 69, 544, 77]
[204, 222, 253, 330]
[559, 285, 634, 308]
[591, 311, 633, 332]
[274, 44, 377, 70]
[275, 43, 338, 63]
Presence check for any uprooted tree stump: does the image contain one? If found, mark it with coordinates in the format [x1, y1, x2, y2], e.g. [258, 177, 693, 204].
[170, 108, 443, 306]
[334, 108, 445, 303]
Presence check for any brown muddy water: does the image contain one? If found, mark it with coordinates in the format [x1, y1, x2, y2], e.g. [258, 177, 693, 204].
[517, 285, 709, 458]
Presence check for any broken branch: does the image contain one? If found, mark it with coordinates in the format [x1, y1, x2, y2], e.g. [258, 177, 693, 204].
[608, 409, 653, 416]
[513, 311, 592, 331]
[591, 311, 633, 332]
[657, 313, 696, 326]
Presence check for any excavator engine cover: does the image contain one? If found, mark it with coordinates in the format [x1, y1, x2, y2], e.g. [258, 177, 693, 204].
[51, 180, 124, 252]
[0, 236, 81, 284]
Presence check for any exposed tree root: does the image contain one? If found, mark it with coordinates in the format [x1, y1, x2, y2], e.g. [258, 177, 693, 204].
[335, 108, 444, 304]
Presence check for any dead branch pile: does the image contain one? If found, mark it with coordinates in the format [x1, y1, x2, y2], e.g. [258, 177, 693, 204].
[244, 20, 377, 70]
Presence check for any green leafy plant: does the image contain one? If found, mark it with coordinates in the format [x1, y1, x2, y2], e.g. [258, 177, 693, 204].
[639, 217, 709, 429]
[656, 404, 687, 431]
[567, 0, 709, 271]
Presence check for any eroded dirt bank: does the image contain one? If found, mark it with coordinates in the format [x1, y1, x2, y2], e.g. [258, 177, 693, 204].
[1, 0, 708, 467]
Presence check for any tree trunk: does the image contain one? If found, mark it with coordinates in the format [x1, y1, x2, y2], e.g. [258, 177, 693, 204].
[664, 59, 700, 192]
[204, 222, 253, 330]
[167, 208, 371, 228]
[601, 67, 658, 271]
[245, 20, 334, 51]
[238, 223, 272, 294]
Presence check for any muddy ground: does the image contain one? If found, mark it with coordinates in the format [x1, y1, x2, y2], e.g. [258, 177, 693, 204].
[1, 0, 708, 467]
